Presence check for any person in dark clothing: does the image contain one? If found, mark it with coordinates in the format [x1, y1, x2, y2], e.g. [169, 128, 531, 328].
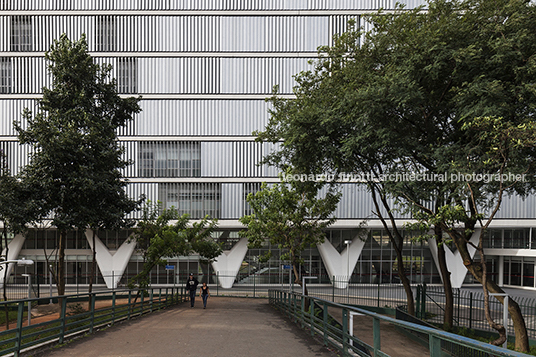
[199, 282, 210, 309]
[186, 273, 199, 307]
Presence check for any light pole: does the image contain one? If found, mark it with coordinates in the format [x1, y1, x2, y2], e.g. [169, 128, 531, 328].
[0, 259, 34, 286]
[0, 259, 34, 322]
[0, 258, 34, 266]
[302, 276, 317, 296]
[49, 264, 53, 304]
[344, 240, 352, 304]
[22, 274, 31, 326]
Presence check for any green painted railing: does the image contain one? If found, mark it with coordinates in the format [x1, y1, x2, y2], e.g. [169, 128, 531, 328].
[268, 289, 531, 357]
[0, 287, 185, 357]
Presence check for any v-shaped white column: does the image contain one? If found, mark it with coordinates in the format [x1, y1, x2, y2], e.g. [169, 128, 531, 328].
[429, 228, 481, 288]
[317, 233, 366, 289]
[0, 234, 26, 288]
[211, 237, 248, 289]
[85, 230, 136, 289]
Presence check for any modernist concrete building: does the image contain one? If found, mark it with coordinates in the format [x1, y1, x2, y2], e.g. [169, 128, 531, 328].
[1, 1, 535, 291]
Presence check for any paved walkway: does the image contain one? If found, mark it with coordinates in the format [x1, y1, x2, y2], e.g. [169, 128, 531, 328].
[33, 297, 338, 357]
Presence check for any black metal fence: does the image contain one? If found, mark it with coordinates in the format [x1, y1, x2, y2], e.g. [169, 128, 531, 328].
[4, 272, 536, 342]
[419, 284, 536, 340]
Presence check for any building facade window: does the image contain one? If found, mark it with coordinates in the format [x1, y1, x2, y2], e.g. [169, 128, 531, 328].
[0, 58, 11, 93]
[96, 16, 116, 51]
[159, 183, 221, 219]
[139, 142, 201, 177]
[483, 228, 531, 249]
[117, 57, 137, 94]
[502, 256, 535, 288]
[243, 182, 261, 216]
[11, 16, 32, 51]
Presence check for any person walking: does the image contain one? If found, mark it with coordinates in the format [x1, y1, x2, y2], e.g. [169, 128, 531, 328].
[199, 282, 210, 309]
[185, 273, 199, 307]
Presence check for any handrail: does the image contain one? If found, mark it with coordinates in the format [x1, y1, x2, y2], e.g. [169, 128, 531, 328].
[268, 289, 531, 357]
[0, 287, 185, 357]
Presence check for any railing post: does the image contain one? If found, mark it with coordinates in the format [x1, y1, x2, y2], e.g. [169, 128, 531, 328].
[128, 290, 132, 320]
[416, 285, 421, 319]
[310, 300, 314, 337]
[89, 293, 96, 333]
[141, 290, 145, 315]
[323, 302, 328, 346]
[14, 302, 24, 357]
[377, 279, 380, 307]
[112, 291, 116, 324]
[342, 308, 348, 355]
[469, 292, 473, 330]
[293, 294, 297, 323]
[287, 293, 292, 319]
[332, 276, 335, 302]
[301, 293, 305, 328]
[150, 289, 154, 312]
[421, 282, 427, 319]
[373, 316, 381, 356]
[429, 335, 441, 357]
[165, 287, 169, 307]
[58, 296, 68, 344]
[216, 271, 219, 296]
[456, 288, 460, 327]
[253, 273, 256, 298]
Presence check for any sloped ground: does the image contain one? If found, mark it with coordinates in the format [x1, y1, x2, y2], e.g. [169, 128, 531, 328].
[31, 297, 338, 357]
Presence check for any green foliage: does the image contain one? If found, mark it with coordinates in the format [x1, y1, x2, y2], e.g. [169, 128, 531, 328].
[67, 303, 86, 316]
[256, 0, 536, 344]
[239, 178, 340, 282]
[0, 151, 36, 236]
[260, 0, 536, 220]
[14, 34, 142, 296]
[15, 34, 142, 232]
[129, 201, 222, 289]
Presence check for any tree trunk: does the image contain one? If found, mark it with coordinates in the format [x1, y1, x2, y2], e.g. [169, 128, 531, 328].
[394, 240, 415, 316]
[57, 230, 66, 298]
[452, 232, 529, 352]
[435, 226, 454, 331]
[369, 185, 415, 316]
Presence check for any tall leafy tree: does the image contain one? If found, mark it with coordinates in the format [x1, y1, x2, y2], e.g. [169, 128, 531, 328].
[15, 34, 141, 297]
[129, 201, 222, 290]
[239, 179, 340, 291]
[257, 0, 536, 351]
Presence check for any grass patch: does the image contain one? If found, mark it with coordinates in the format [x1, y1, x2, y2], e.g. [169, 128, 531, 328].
[453, 327, 536, 356]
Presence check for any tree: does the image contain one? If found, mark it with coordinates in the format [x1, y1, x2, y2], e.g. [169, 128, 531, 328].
[129, 201, 222, 290]
[256, 0, 536, 351]
[0, 149, 37, 328]
[15, 34, 142, 298]
[239, 178, 340, 292]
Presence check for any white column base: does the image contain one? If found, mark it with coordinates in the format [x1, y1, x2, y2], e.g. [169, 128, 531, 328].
[212, 237, 248, 289]
[317, 233, 365, 289]
[429, 229, 480, 289]
[86, 230, 135, 289]
[0, 234, 26, 288]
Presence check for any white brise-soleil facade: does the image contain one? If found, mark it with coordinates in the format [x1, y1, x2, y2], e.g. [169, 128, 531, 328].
[1, 0, 536, 290]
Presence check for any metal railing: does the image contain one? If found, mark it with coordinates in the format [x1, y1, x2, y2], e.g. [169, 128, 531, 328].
[5, 272, 536, 341]
[419, 284, 536, 340]
[0, 287, 185, 357]
[268, 289, 531, 357]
